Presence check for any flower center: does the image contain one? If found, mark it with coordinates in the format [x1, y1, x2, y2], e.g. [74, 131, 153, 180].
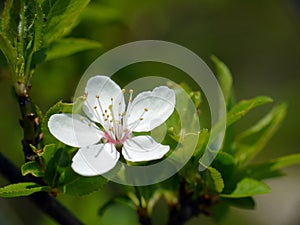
[86, 88, 148, 147]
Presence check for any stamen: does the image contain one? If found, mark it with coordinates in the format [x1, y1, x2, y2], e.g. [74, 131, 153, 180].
[129, 89, 133, 102]
[128, 106, 149, 131]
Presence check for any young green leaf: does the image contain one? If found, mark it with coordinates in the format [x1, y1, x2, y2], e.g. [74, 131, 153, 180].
[41, 144, 57, 164]
[193, 129, 209, 161]
[33, 0, 45, 51]
[220, 178, 271, 198]
[62, 168, 107, 196]
[207, 167, 224, 193]
[46, 38, 101, 61]
[0, 33, 17, 71]
[1, 0, 19, 47]
[212, 152, 236, 192]
[241, 153, 300, 180]
[21, 161, 44, 177]
[0, 182, 50, 198]
[211, 55, 232, 105]
[44, 148, 70, 187]
[227, 96, 273, 127]
[234, 103, 287, 164]
[43, 0, 90, 45]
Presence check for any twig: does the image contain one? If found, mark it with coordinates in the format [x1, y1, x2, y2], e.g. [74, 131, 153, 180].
[134, 186, 152, 225]
[17, 91, 39, 162]
[167, 178, 219, 225]
[0, 152, 84, 225]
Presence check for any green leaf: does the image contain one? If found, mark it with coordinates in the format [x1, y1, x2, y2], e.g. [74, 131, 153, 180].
[207, 167, 224, 193]
[44, 148, 70, 187]
[242, 153, 300, 180]
[1, 0, 20, 46]
[0, 182, 50, 198]
[46, 38, 101, 61]
[234, 103, 287, 164]
[189, 91, 202, 110]
[211, 55, 232, 105]
[21, 161, 44, 177]
[194, 129, 209, 161]
[33, 0, 45, 51]
[227, 96, 273, 127]
[212, 152, 236, 192]
[41, 144, 57, 164]
[221, 178, 271, 198]
[0, 33, 17, 71]
[43, 0, 90, 45]
[62, 168, 107, 196]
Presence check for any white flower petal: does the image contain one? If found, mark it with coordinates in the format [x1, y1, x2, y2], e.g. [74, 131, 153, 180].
[83, 75, 125, 126]
[48, 114, 103, 147]
[127, 86, 175, 132]
[71, 144, 120, 176]
[122, 135, 169, 162]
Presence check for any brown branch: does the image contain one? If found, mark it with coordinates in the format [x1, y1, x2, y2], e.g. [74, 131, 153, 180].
[137, 206, 152, 225]
[0, 152, 84, 225]
[17, 89, 40, 162]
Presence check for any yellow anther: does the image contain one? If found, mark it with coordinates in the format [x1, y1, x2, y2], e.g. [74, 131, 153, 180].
[94, 106, 97, 109]
[88, 123, 92, 127]
[80, 117, 84, 121]
[122, 89, 126, 93]
[140, 118, 144, 121]
[144, 108, 148, 112]
[96, 95, 100, 99]
[109, 104, 113, 110]
[129, 89, 133, 94]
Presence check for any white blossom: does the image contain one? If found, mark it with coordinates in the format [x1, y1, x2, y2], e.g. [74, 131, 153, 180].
[48, 75, 176, 176]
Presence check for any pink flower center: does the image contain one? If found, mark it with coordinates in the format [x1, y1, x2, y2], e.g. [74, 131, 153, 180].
[104, 130, 130, 145]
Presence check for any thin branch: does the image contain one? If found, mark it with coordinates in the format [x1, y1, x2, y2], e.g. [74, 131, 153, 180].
[0, 152, 84, 225]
